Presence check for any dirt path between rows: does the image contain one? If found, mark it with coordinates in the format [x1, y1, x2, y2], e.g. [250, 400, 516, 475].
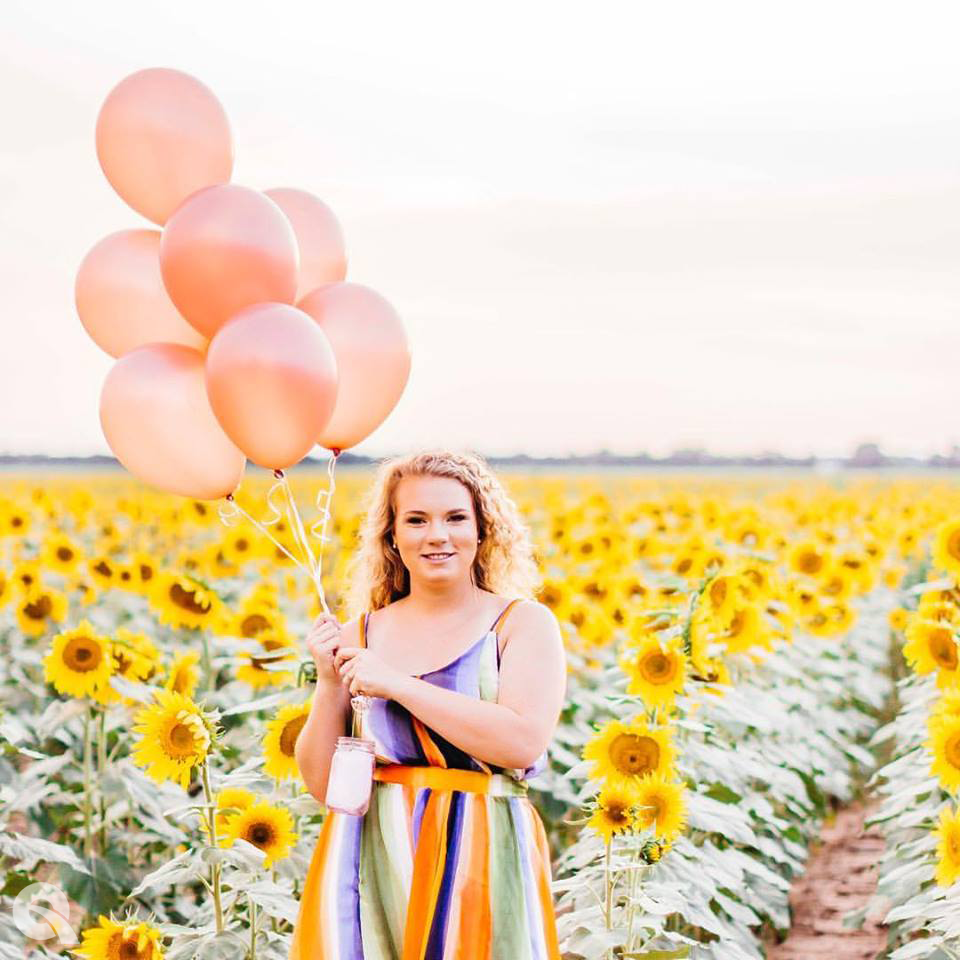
[765, 801, 888, 960]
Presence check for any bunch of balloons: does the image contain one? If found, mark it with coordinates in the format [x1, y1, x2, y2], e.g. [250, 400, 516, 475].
[76, 67, 411, 503]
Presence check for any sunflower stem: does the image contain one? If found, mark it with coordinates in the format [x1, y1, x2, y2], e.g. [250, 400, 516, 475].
[624, 839, 644, 952]
[603, 836, 613, 959]
[97, 707, 107, 853]
[199, 629, 213, 692]
[248, 891, 257, 960]
[201, 762, 225, 934]
[82, 702, 93, 858]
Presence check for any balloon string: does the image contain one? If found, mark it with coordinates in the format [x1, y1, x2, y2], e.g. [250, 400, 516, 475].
[309, 449, 340, 581]
[275, 471, 328, 613]
[218, 495, 309, 572]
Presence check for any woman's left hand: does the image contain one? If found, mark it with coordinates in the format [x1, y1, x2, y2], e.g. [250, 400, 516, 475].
[333, 647, 407, 700]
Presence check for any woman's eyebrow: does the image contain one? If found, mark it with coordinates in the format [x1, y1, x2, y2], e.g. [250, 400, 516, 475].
[401, 508, 468, 516]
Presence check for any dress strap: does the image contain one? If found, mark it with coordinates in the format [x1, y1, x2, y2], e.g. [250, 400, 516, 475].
[489, 598, 524, 634]
[359, 612, 369, 649]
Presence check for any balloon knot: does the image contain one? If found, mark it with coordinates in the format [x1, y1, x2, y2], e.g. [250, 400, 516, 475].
[273, 469, 285, 479]
[225, 493, 234, 501]
[332, 448, 341, 457]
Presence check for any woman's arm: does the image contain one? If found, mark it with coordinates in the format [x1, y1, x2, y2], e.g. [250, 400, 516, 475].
[336, 602, 567, 771]
[294, 619, 356, 802]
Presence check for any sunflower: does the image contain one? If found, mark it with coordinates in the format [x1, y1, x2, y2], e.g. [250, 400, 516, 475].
[888, 608, 910, 632]
[17, 586, 68, 637]
[933, 519, 960, 581]
[702, 573, 744, 625]
[131, 690, 218, 789]
[220, 527, 259, 567]
[131, 551, 158, 595]
[164, 650, 202, 698]
[787, 541, 828, 577]
[11, 561, 41, 594]
[88, 556, 117, 591]
[934, 806, 960, 887]
[586, 783, 641, 842]
[200, 786, 256, 841]
[634, 773, 688, 840]
[42, 535, 83, 574]
[223, 801, 297, 867]
[90, 628, 160, 706]
[74, 915, 165, 960]
[582, 719, 676, 788]
[232, 602, 282, 640]
[903, 618, 960, 681]
[44, 621, 113, 698]
[928, 714, 960, 791]
[150, 572, 222, 630]
[721, 604, 766, 654]
[620, 636, 686, 710]
[236, 631, 297, 689]
[263, 701, 311, 781]
[818, 566, 854, 602]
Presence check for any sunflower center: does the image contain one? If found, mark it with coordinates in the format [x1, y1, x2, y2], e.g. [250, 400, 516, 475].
[609, 734, 660, 777]
[640, 652, 675, 684]
[64, 637, 101, 672]
[604, 802, 630, 826]
[797, 551, 823, 574]
[948, 531, 960, 563]
[280, 715, 307, 756]
[93, 560, 113, 577]
[23, 595, 52, 619]
[946, 732, 960, 771]
[170, 583, 211, 615]
[241, 613, 272, 637]
[168, 723, 199, 755]
[119, 938, 145, 959]
[709, 579, 727, 607]
[139, 563, 154, 581]
[56, 546, 74, 562]
[248, 823, 275, 847]
[929, 629, 958, 670]
[728, 611, 746, 636]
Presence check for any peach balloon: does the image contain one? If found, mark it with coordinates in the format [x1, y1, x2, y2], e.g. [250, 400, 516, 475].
[205, 303, 339, 469]
[95, 67, 233, 225]
[159, 184, 299, 339]
[265, 188, 347, 299]
[76, 230, 206, 357]
[298, 283, 411, 451]
[100, 343, 245, 499]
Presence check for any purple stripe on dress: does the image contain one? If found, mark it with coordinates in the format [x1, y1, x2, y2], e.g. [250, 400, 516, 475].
[509, 797, 548, 960]
[336, 813, 365, 960]
[424, 790, 466, 960]
[412, 787, 430, 850]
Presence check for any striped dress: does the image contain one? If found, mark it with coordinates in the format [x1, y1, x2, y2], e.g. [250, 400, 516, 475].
[289, 598, 561, 960]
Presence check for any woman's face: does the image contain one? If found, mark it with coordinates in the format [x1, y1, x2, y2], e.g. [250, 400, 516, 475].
[392, 475, 480, 584]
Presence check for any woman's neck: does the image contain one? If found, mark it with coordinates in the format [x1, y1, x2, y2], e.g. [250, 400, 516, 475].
[401, 580, 486, 617]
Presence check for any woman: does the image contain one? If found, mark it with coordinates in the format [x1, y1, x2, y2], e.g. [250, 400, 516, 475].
[290, 450, 566, 960]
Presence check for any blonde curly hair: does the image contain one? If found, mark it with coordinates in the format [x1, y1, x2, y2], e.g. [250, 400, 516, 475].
[345, 449, 540, 617]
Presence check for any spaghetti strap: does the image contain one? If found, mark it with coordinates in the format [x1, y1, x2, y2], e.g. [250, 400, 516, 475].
[359, 611, 369, 649]
[488, 597, 523, 634]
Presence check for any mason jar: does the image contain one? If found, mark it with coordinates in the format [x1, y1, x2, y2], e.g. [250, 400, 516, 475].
[325, 736, 376, 816]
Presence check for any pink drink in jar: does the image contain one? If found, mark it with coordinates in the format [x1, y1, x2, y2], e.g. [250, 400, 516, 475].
[325, 737, 375, 816]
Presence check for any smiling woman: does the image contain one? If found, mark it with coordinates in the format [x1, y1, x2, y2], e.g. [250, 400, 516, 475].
[290, 449, 566, 960]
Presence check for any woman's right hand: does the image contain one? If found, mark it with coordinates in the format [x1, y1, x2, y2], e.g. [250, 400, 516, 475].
[305, 613, 343, 686]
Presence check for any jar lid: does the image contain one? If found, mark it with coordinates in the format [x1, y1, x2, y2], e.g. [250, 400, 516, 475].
[336, 736, 375, 753]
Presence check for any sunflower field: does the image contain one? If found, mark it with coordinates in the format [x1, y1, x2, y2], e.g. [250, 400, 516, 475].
[2, 468, 960, 960]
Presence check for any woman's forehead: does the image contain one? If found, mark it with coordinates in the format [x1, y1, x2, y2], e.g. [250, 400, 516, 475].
[394, 475, 473, 511]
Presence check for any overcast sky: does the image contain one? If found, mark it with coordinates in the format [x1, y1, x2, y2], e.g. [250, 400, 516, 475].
[2, 0, 958, 458]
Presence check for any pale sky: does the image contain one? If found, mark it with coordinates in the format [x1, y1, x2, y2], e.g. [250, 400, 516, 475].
[2, 0, 959, 459]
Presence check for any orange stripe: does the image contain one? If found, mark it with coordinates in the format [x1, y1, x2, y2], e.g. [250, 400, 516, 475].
[288, 811, 336, 960]
[402, 791, 451, 960]
[412, 716, 448, 767]
[528, 803, 562, 959]
[375, 764, 493, 794]
[455, 796, 492, 960]
[492, 598, 522, 632]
